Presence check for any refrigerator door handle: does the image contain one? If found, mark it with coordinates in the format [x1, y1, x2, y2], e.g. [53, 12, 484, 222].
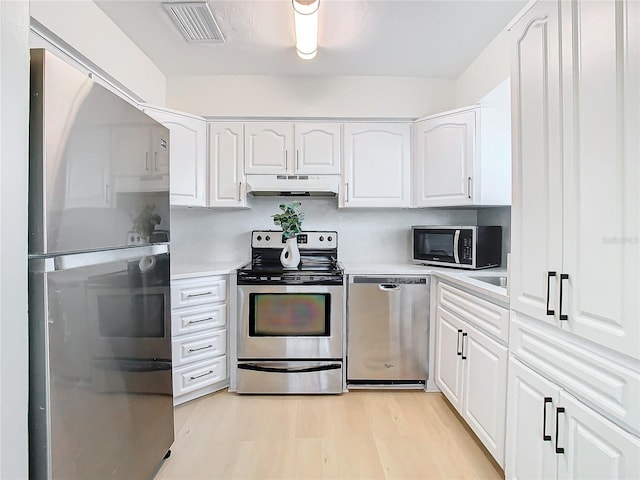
[29, 244, 169, 272]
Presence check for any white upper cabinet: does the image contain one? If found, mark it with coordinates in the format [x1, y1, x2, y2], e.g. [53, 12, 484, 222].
[510, 0, 564, 327]
[341, 123, 411, 207]
[414, 108, 475, 207]
[509, 0, 639, 358]
[244, 122, 293, 174]
[558, 0, 639, 358]
[143, 106, 207, 207]
[294, 122, 340, 174]
[244, 122, 340, 175]
[208, 122, 246, 207]
[414, 90, 511, 208]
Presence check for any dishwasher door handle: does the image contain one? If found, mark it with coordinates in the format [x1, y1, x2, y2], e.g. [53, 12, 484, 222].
[378, 284, 400, 291]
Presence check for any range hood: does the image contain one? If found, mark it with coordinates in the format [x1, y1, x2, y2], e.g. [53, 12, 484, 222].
[246, 174, 339, 197]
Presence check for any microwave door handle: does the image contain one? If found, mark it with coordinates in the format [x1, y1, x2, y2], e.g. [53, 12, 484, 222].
[453, 230, 461, 264]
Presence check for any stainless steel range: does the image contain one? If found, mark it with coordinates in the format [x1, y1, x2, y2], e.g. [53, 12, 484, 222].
[236, 231, 344, 394]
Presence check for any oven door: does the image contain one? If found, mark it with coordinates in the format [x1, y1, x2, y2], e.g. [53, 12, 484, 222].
[237, 284, 343, 360]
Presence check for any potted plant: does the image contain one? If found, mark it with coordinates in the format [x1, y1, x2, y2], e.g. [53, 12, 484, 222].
[272, 201, 304, 268]
[131, 204, 161, 242]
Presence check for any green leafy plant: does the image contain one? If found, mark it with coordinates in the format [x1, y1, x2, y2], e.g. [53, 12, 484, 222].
[272, 201, 305, 239]
[131, 204, 161, 238]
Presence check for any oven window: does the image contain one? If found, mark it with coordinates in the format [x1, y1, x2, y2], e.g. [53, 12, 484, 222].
[97, 293, 165, 338]
[249, 293, 330, 336]
[418, 232, 454, 258]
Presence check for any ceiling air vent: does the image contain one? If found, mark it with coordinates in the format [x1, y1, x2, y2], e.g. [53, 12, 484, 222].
[162, 2, 225, 43]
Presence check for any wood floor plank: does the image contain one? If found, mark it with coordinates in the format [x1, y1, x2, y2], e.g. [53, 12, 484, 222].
[154, 389, 503, 480]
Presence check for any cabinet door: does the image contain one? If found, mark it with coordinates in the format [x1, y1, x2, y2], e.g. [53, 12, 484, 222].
[208, 122, 246, 207]
[434, 308, 464, 412]
[244, 122, 292, 174]
[558, 391, 640, 480]
[149, 125, 170, 176]
[461, 321, 508, 466]
[144, 108, 207, 207]
[64, 125, 111, 208]
[414, 109, 475, 207]
[509, 0, 564, 325]
[112, 125, 151, 176]
[294, 122, 340, 174]
[505, 357, 559, 480]
[342, 123, 411, 207]
[559, 0, 640, 358]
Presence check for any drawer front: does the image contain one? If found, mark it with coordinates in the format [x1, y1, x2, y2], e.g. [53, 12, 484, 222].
[171, 277, 227, 308]
[172, 329, 227, 367]
[438, 282, 509, 344]
[172, 303, 227, 336]
[510, 311, 640, 436]
[173, 356, 227, 397]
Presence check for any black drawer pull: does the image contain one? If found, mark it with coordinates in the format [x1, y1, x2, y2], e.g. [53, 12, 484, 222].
[555, 407, 565, 454]
[543, 397, 552, 441]
[559, 274, 569, 321]
[546, 271, 556, 315]
[188, 317, 214, 324]
[188, 344, 214, 353]
[461, 332, 468, 360]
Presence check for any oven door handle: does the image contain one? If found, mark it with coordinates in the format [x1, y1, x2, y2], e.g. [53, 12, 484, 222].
[238, 363, 342, 374]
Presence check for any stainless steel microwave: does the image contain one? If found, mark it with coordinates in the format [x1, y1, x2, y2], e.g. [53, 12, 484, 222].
[412, 226, 502, 269]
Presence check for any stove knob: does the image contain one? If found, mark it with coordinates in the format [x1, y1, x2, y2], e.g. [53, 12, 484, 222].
[257, 235, 262, 241]
[328, 236, 333, 242]
[265, 235, 271, 241]
[319, 236, 324, 241]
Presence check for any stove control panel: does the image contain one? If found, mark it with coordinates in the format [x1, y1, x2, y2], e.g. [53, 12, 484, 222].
[252, 231, 337, 250]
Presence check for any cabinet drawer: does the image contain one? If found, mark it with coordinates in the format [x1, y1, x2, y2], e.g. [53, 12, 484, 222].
[171, 277, 226, 308]
[172, 329, 227, 367]
[173, 356, 227, 397]
[438, 282, 509, 344]
[511, 312, 640, 436]
[172, 303, 226, 336]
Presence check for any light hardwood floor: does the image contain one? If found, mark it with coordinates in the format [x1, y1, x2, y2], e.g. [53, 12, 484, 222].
[155, 390, 503, 480]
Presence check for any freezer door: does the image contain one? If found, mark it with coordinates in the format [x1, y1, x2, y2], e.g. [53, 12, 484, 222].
[28, 246, 173, 479]
[29, 49, 170, 255]
[347, 277, 430, 383]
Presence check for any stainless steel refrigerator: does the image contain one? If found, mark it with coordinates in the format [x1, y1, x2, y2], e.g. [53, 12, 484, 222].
[28, 49, 174, 479]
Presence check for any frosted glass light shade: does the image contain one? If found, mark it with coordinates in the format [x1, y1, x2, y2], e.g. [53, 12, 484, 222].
[293, 0, 319, 60]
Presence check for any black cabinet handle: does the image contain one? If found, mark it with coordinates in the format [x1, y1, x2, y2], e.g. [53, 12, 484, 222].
[461, 332, 468, 360]
[555, 407, 565, 454]
[543, 397, 552, 441]
[456, 329, 463, 356]
[559, 274, 569, 321]
[546, 271, 557, 315]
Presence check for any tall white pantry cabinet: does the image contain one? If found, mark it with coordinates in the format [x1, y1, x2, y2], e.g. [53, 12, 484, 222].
[507, 0, 639, 478]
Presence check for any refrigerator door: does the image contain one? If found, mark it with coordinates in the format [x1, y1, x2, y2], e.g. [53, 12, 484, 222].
[28, 245, 174, 479]
[29, 49, 170, 256]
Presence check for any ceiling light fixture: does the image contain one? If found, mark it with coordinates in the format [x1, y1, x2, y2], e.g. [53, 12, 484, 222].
[292, 0, 319, 60]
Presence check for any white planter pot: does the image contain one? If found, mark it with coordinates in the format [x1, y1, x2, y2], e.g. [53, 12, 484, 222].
[280, 236, 301, 268]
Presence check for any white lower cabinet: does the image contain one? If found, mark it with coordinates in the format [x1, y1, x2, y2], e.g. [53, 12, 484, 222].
[434, 281, 508, 466]
[506, 356, 640, 480]
[171, 274, 229, 405]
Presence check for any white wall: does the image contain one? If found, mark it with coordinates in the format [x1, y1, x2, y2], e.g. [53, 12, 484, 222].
[167, 75, 456, 118]
[0, 1, 29, 478]
[30, 0, 166, 105]
[455, 29, 511, 107]
[170, 199, 477, 265]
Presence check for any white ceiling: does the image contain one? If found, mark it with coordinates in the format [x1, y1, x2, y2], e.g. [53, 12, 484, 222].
[95, 0, 527, 78]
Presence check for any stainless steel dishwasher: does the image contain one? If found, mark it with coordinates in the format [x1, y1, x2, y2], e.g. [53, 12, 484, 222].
[347, 276, 429, 387]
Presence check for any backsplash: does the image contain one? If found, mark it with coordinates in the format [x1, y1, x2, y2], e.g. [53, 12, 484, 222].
[169, 198, 506, 266]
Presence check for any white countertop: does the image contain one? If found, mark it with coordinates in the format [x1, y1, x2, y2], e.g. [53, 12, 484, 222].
[171, 261, 246, 280]
[341, 262, 509, 305]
